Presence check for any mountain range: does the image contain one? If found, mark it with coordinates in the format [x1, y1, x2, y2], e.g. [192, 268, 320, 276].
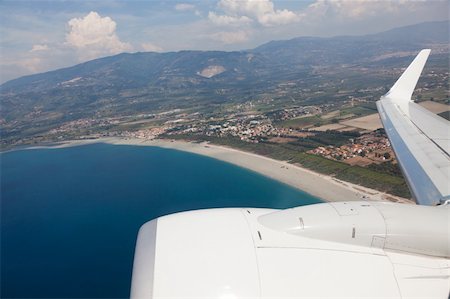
[1, 21, 448, 142]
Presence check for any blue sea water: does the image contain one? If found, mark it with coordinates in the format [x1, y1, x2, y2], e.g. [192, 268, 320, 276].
[1, 143, 321, 298]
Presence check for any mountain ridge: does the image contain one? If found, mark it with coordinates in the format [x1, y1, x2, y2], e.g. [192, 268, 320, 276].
[1, 21, 448, 144]
[2, 20, 448, 89]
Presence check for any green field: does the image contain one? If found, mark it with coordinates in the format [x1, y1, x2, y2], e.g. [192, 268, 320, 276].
[277, 115, 326, 128]
[339, 102, 378, 117]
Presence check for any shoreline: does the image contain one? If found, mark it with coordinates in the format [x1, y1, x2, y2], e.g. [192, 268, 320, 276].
[6, 137, 413, 204]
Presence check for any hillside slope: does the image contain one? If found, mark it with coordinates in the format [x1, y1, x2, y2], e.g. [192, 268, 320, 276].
[1, 21, 448, 143]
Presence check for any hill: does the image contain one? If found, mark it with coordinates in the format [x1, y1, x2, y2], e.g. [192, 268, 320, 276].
[1, 21, 448, 145]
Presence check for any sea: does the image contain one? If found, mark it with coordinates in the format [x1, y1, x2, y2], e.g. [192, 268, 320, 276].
[1, 142, 321, 298]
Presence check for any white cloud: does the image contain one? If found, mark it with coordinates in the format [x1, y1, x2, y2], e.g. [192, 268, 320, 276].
[175, 3, 202, 16]
[175, 3, 196, 11]
[294, 0, 449, 37]
[305, 0, 431, 20]
[65, 11, 132, 60]
[208, 12, 253, 26]
[141, 42, 163, 52]
[211, 0, 300, 27]
[30, 44, 49, 52]
[1, 0, 447, 83]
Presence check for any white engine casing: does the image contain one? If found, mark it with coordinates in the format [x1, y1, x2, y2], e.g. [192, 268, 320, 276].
[130, 201, 450, 298]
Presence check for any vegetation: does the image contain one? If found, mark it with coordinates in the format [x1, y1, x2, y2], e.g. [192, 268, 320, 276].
[2, 21, 448, 147]
[339, 102, 378, 117]
[277, 115, 325, 128]
[0, 21, 446, 198]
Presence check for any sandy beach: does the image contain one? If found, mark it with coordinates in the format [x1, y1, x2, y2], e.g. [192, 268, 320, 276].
[23, 137, 412, 204]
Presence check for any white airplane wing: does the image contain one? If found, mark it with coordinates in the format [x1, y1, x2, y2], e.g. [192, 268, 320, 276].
[376, 49, 450, 205]
[130, 51, 450, 299]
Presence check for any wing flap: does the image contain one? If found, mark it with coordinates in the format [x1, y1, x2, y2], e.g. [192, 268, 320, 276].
[407, 103, 450, 152]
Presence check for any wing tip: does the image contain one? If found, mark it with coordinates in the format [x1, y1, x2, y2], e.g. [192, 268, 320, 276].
[383, 49, 431, 102]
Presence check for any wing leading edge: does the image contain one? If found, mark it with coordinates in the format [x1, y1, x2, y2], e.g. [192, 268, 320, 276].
[376, 49, 450, 205]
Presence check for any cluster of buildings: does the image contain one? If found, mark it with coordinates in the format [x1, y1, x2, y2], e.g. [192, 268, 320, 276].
[269, 106, 322, 121]
[121, 127, 169, 140]
[109, 102, 334, 144]
[308, 131, 394, 166]
[42, 98, 398, 169]
[419, 70, 450, 98]
[159, 104, 333, 143]
[166, 114, 282, 142]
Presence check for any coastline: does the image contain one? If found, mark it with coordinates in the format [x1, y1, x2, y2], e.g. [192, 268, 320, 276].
[9, 137, 413, 204]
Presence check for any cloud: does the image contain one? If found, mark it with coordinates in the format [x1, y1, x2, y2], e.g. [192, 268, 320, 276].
[175, 3, 196, 11]
[305, 0, 432, 20]
[175, 3, 202, 16]
[208, 12, 253, 26]
[65, 11, 132, 60]
[293, 0, 449, 37]
[141, 42, 163, 52]
[1, 0, 447, 83]
[210, 0, 300, 27]
[30, 44, 49, 52]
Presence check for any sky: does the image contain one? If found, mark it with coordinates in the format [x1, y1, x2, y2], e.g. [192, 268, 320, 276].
[0, 0, 448, 83]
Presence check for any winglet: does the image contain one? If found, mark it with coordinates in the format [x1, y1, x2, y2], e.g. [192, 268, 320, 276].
[383, 49, 431, 102]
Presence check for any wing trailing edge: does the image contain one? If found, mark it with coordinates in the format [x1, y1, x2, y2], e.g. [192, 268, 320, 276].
[377, 50, 450, 206]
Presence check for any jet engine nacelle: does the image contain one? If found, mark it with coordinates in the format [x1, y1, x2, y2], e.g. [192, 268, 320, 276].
[130, 201, 450, 298]
[258, 201, 450, 258]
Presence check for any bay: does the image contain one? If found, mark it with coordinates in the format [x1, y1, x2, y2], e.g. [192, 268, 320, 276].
[1, 143, 321, 298]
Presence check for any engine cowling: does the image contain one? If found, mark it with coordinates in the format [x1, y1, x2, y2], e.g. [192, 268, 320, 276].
[258, 201, 450, 258]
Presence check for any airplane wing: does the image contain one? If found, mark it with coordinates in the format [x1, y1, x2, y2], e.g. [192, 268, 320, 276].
[376, 49, 450, 205]
[130, 51, 450, 299]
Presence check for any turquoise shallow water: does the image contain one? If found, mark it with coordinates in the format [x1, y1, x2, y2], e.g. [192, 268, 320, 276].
[1, 143, 321, 298]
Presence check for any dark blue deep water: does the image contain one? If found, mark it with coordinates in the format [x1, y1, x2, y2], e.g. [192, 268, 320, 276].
[1, 143, 321, 298]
